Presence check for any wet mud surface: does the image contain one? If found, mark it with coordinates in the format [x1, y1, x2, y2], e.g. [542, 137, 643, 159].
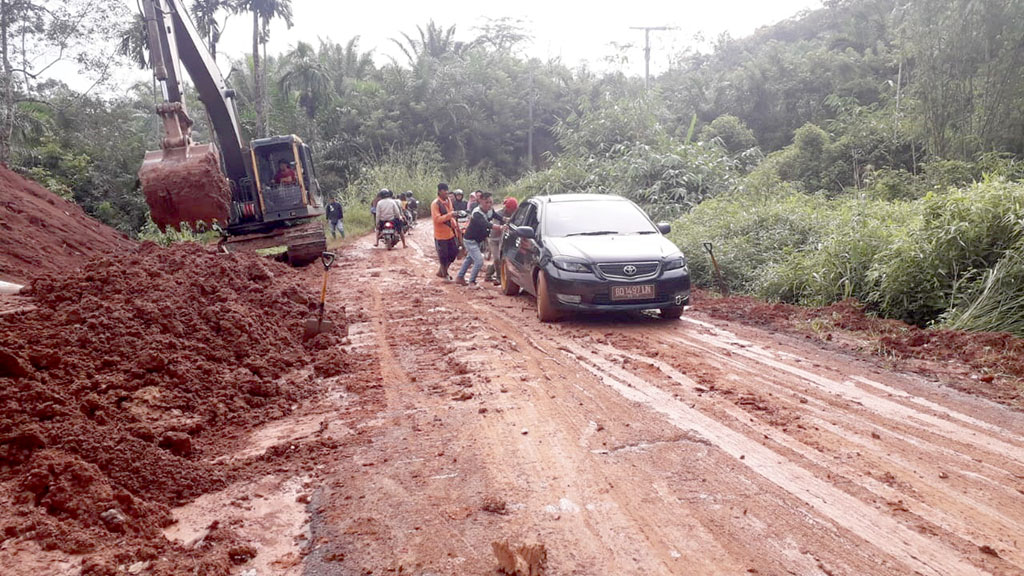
[1, 220, 1022, 575]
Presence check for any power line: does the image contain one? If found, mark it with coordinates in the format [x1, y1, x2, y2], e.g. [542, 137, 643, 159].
[629, 26, 675, 91]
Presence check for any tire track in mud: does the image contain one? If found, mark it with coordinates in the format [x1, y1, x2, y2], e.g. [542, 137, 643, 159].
[302, 227, 1024, 575]
[564, 342, 991, 576]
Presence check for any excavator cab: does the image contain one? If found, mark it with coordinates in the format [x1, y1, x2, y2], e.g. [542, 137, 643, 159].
[245, 136, 324, 225]
[137, 0, 328, 265]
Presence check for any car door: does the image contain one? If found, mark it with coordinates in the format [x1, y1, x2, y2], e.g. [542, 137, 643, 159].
[506, 202, 538, 291]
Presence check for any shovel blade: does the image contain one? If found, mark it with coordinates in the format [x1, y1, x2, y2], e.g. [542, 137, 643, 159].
[303, 318, 334, 340]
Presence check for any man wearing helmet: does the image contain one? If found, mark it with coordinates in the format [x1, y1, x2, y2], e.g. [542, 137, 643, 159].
[451, 189, 468, 212]
[375, 188, 407, 248]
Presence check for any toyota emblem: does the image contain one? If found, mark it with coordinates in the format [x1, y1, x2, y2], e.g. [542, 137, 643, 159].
[623, 265, 638, 276]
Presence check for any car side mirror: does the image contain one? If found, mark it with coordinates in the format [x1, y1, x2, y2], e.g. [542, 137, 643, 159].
[515, 226, 536, 240]
[657, 222, 672, 234]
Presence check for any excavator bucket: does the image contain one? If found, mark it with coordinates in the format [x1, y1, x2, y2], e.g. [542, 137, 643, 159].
[140, 142, 231, 231]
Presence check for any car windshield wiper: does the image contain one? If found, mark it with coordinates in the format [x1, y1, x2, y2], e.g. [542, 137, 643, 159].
[633, 230, 659, 235]
[564, 230, 619, 237]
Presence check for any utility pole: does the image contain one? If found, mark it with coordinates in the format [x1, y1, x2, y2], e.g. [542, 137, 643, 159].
[629, 26, 674, 91]
[527, 66, 534, 171]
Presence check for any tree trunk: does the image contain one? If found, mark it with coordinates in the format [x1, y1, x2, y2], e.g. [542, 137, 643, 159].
[0, 0, 13, 164]
[252, 8, 264, 138]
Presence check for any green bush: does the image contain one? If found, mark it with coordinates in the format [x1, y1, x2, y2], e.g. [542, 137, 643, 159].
[760, 197, 914, 306]
[868, 178, 1024, 324]
[668, 186, 828, 295]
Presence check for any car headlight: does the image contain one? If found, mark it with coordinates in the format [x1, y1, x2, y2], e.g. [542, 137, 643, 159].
[663, 256, 687, 271]
[552, 256, 592, 273]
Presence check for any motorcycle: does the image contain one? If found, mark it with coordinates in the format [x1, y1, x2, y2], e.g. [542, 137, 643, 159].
[380, 220, 399, 250]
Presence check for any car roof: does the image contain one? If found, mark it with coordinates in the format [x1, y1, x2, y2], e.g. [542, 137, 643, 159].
[530, 193, 629, 204]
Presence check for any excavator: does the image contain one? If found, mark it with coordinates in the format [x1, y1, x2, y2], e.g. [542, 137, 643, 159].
[138, 0, 326, 265]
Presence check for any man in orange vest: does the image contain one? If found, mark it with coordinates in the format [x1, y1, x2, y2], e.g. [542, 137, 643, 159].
[431, 182, 460, 280]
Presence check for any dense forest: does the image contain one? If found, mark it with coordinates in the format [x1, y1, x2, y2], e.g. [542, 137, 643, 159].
[2, 0, 1023, 334]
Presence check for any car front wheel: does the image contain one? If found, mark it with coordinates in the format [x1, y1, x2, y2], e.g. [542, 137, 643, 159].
[536, 271, 560, 323]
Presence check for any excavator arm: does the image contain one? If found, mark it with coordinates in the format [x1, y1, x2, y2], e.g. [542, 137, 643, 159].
[139, 0, 247, 230]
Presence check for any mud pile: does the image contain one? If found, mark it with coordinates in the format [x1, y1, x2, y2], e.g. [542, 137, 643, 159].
[0, 165, 133, 284]
[0, 242, 348, 571]
[140, 144, 231, 231]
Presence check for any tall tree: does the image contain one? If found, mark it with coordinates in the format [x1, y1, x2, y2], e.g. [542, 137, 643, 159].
[233, 0, 292, 137]
[191, 0, 232, 59]
[278, 41, 331, 120]
[0, 0, 127, 163]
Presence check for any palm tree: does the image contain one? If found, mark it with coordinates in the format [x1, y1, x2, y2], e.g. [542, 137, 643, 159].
[391, 21, 468, 68]
[117, 12, 149, 70]
[233, 0, 293, 137]
[191, 0, 231, 58]
[278, 41, 331, 120]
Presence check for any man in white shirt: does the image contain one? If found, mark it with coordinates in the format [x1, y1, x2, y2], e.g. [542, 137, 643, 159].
[374, 188, 406, 248]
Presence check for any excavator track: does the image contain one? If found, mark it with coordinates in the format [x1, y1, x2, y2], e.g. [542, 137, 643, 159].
[284, 225, 327, 267]
[218, 221, 326, 267]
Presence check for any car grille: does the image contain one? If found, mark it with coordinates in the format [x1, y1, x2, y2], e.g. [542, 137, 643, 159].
[597, 262, 660, 279]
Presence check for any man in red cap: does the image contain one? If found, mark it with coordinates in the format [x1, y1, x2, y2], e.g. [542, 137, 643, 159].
[486, 196, 519, 285]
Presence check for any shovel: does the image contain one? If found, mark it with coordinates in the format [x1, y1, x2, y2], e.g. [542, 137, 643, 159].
[703, 242, 730, 296]
[303, 251, 337, 340]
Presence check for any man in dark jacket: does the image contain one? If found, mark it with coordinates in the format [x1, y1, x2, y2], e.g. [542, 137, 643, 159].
[455, 192, 503, 286]
[326, 198, 344, 239]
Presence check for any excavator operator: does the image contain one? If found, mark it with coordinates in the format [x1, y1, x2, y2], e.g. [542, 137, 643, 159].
[273, 160, 297, 186]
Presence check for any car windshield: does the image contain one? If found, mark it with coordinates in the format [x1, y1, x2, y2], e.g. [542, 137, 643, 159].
[543, 200, 657, 237]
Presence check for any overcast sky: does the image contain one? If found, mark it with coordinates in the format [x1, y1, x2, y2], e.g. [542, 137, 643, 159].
[96, 0, 821, 92]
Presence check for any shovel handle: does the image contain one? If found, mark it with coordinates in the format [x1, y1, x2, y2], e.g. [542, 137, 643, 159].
[702, 242, 713, 255]
[321, 251, 336, 270]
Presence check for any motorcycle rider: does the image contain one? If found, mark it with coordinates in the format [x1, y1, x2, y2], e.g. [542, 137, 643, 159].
[375, 188, 407, 248]
[405, 191, 419, 224]
[451, 189, 468, 212]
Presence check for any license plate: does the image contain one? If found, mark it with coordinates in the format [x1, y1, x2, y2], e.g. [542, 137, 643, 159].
[611, 284, 655, 301]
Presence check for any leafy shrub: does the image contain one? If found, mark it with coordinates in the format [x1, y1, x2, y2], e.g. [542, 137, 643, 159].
[699, 115, 758, 154]
[668, 186, 827, 295]
[867, 178, 1024, 324]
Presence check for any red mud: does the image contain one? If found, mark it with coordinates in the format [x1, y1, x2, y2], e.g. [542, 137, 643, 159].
[0, 242, 349, 572]
[0, 165, 133, 285]
[140, 144, 231, 232]
[694, 290, 1024, 408]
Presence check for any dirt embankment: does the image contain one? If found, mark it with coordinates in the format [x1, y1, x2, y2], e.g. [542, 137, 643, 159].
[0, 242, 349, 574]
[0, 165, 134, 285]
[693, 291, 1024, 408]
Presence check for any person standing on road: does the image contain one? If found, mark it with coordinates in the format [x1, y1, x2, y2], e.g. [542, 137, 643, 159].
[326, 197, 344, 239]
[486, 196, 517, 284]
[456, 192, 503, 287]
[431, 182, 460, 280]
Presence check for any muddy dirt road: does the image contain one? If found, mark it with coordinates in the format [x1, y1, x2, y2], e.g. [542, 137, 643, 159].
[13, 224, 1017, 575]
[270, 224, 1021, 576]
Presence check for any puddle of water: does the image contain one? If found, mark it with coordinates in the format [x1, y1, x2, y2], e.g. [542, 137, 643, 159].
[164, 475, 311, 576]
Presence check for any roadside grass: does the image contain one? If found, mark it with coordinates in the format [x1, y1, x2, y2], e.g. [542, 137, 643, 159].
[669, 178, 1024, 335]
[342, 145, 503, 218]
